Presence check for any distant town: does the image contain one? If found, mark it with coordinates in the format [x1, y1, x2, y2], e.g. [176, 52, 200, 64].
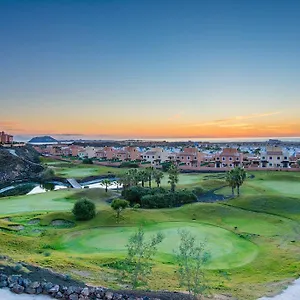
[2, 130, 300, 171]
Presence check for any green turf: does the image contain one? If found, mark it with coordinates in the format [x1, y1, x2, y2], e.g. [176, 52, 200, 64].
[0, 188, 114, 216]
[60, 222, 258, 269]
[1, 170, 300, 299]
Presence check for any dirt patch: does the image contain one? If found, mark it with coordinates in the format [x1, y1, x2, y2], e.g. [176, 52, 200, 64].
[50, 219, 74, 227]
[28, 218, 40, 225]
[1, 217, 11, 222]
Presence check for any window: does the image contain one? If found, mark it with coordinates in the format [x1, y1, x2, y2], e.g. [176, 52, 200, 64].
[269, 163, 272, 166]
[269, 157, 272, 160]
[262, 156, 265, 160]
[194, 156, 197, 160]
[284, 156, 288, 160]
[229, 164, 233, 167]
[222, 157, 225, 161]
[182, 156, 184, 159]
[216, 157, 220, 160]
[277, 157, 280, 160]
[236, 157, 239, 161]
[158, 156, 160, 158]
[152, 156, 154, 159]
[229, 157, 232, 161]
[187, 156, 190, 160]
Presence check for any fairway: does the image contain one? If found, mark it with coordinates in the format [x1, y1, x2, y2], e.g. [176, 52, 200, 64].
[61, 222, 258, 269]
[0, 190, 74, 216]
[0, 188, 114, 216]
[258, 180, 300, 196]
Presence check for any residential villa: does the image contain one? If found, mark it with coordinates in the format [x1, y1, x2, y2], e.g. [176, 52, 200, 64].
[0, 131, 13, 144]
[260, 146, 290, 168]
[214, 148, 243, 168]
[176, 147, 205, 167]
[142, 147, 169, 166]
[30, 141, 299, 171]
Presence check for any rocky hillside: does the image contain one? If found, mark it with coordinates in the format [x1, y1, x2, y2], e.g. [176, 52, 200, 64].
[0, 146, 44, 186]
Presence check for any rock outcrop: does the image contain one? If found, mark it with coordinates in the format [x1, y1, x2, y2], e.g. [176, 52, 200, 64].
[0, 146, 44, 186]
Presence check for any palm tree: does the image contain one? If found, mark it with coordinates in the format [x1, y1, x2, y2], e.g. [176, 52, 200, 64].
[119, 173, 131, 191]
[153, 170, 164, 187]
[127, 168, 139, 186]
[226, 169, 237, 197]
[102, 179, 111, 192]
[226, 167, 246, 197]
[168, 164, 179, 192]
[138, 169, 148, 187]
[146, 166, 154, 188]
[235, 167, 246, 196]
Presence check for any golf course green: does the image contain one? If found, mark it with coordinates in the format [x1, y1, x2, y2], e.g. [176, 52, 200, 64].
[61, 222, 258, 269]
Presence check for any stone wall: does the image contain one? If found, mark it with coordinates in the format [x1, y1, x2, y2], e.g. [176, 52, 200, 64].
[0, 273, 160, 300]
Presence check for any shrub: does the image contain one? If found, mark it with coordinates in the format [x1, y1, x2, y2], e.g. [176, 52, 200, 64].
[192, 186, 205, 196]
[124, 187, 197, 209]
[72, 198, 96, 221]
[122, 186, 149, 205]
[120, 162, 139, 168]
[40, 168, 55, 182]
[82, 158, 93, 164]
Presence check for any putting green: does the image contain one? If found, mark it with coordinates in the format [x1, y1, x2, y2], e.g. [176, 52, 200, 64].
[61, 222, 258, 269]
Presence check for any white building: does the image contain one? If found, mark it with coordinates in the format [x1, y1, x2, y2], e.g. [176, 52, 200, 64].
[142, 147, 170, 166]
[260, 146, 289, 168]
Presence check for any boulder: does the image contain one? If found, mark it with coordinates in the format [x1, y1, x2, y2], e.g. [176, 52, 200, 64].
[10, 283, 25, 294]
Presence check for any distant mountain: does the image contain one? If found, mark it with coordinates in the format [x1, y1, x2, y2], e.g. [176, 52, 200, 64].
[28, 136, 58, 144]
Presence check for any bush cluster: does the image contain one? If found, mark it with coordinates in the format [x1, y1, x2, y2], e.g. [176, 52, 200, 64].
[123, 186, 197, 209]
[119, 162, 140, 168]
[82, 158, 93, 164]
[72, 198, 96, 220]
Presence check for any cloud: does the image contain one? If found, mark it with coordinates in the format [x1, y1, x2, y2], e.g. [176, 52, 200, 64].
[219, 123, 251, 128]
[188, 111, 282, 127]
[168, 112, 185, 121]
[0, 120, 25, 132]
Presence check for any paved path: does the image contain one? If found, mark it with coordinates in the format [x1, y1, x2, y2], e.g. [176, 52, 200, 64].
[258, 278, 300, 300]
[66, 178, 82, 189]
[0, 289, 51, 299]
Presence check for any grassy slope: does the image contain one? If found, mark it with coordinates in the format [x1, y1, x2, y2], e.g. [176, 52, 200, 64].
[1, 171, 300, 299]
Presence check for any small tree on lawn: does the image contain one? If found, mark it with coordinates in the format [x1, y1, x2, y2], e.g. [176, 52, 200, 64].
[111, 199, 129, 222]
[102, 179, 111, 192]
[175, 229, 211, 299]
[125, 227, 164, 288]
[72, 199, 96, 221]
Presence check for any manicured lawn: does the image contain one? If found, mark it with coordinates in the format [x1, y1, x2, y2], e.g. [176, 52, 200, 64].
[52, 164, 126, 179]
[157, 173, 226, 190]
[0, 188, 115, 216]
[61, 222, 258, 269]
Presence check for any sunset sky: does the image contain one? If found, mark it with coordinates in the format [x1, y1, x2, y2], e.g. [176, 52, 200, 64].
[1, 0, 300, 140]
